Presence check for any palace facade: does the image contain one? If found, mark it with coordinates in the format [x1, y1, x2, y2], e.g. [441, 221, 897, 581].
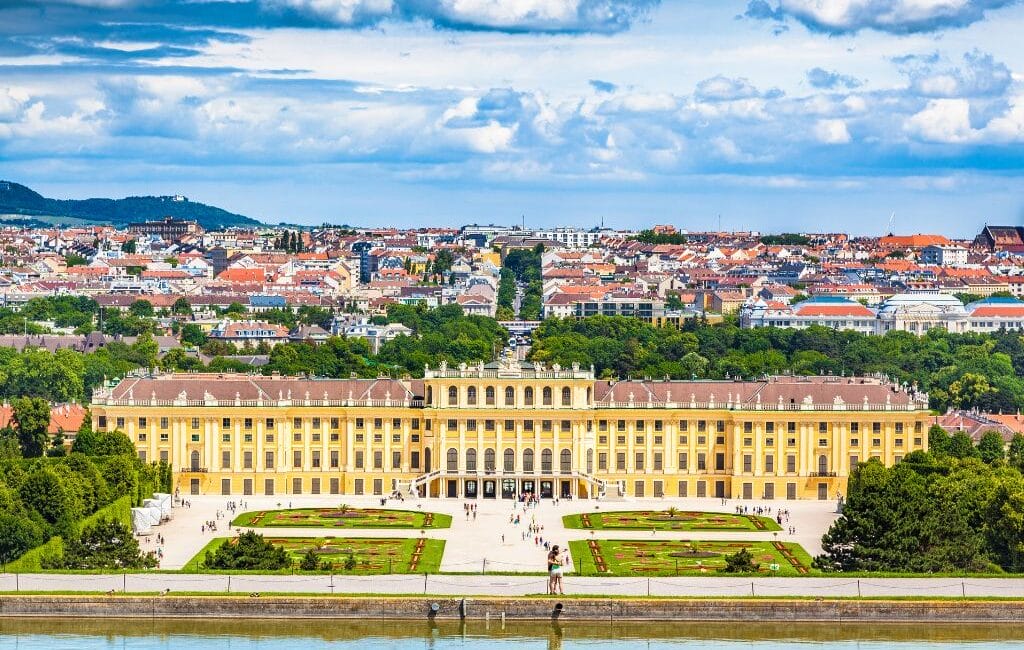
[89, 359, 931, 500]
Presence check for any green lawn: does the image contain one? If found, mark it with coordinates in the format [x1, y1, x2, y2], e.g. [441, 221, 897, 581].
[232, 507, 452, 529]
[569, 539, 815, 577]
[186, 536, 445, 574]
[563, 510, 781, 532]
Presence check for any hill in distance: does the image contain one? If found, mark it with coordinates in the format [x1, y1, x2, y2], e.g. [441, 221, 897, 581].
[0, 181, 261, 230]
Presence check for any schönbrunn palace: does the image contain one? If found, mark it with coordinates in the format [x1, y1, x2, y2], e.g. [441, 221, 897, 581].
[90, 358, 931, 501]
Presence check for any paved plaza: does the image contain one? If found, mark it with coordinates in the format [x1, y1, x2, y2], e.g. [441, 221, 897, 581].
[138, 494, 841, 572]
[9, 496, 1024, 597]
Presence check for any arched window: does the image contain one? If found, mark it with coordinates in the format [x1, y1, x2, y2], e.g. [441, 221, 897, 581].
[448, 386, 458, 406]
[466, 448, 477, 471]
[485, 386, 495, 405]
[560, 449, 572, 473]
[447, 448, 458, 471]
[523, 449, 535, 472]
[467, 386, 477, 405]
[503, 448, 515, 472]
[190, 450, 200, 471]
[524, 387, 534, 406]
[586, 449, 594, 474]
[561, 387, 571, 406]
[426, 386, 433, 405]
[484, 448, 496, 472]
[542, 387, 553, 406]
[818, 454, 828, 475]
[504, 386, 515, 406]
[541, 449, 553, 473]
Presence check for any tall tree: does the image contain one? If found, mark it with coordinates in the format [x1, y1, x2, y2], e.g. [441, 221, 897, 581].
[977, 430, 1006, 464]
[56, 517, 156, 570]
[11, 396, 51, 458]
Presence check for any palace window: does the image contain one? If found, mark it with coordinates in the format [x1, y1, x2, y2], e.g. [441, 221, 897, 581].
[505, 386, 515, 406]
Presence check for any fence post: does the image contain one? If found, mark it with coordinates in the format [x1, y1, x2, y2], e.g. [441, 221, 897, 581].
[482, 558, 487, 575]
[227, 575, 231, 593]
[750, 581, 755, 597]
[424, 572, 428, 594]
[647, 578, 650, 597]
[123, 573, 127, 592]
[962, 580, 966, 598]
[857, 579, 861, 597]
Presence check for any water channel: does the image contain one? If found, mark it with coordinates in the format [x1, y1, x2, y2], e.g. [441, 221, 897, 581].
[3, 618, 1024, 649]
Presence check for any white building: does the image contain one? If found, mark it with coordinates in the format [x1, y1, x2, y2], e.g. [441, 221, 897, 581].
[920, 245, 969, 267]
[531, 228, 614, 249]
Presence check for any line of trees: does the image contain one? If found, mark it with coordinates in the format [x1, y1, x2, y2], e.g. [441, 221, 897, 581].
[499, 245, 543, 320]
[0, 421, 170, 567]
[630, 229, 688, 245]
[529, 316, 1024, 413]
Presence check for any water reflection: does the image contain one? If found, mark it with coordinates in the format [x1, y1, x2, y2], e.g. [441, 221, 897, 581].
[3, 618, 1024, 648]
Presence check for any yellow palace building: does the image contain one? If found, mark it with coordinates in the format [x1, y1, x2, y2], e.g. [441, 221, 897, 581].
[90, 357, 931, 500]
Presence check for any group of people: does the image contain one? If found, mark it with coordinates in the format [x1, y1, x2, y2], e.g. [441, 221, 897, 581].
[463, 503, 478, 520]
[546, 545, 567, 594]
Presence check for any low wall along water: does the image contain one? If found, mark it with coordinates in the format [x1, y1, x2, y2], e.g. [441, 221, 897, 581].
[4, 596, 1024, 622]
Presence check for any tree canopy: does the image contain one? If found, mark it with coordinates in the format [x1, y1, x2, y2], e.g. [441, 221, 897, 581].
[530, 316, 1024, 412]
[817, 430, 1024, 574]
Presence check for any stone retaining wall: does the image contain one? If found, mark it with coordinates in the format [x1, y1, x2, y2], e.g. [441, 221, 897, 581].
[3, 596, 1024, 622]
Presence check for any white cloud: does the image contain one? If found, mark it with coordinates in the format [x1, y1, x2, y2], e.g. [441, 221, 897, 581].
[264, 0, 394, 24]
[984, 96, 1024, 142]
[763, 0, 1019, 34]
[900, 50, 1013, 98]
[814, 118, 852, 144]
[0, 88, 30, 122]
[261, 0, 659, 32]
[904, 98, 976, 143]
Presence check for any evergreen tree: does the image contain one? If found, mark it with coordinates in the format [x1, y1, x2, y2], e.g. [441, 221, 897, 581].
[204, 530, 289, 570]
[57, 517, 157, 570]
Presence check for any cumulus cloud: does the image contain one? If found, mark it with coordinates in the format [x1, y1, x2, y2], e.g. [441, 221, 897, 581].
[904, 98, 977, 143]
[694, 75, 781, 102]
[905, 96, 1024, 144]
[0, 88, 30, 122]
[746, 0, 1019, 34]
[261, 0, 394, 25]
[813, 118, 852, 144]
[898, 49, 1012, 98]
[806, 67, 861, 90]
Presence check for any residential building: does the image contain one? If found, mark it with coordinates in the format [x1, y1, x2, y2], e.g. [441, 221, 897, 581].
[920, 245, 968, 267]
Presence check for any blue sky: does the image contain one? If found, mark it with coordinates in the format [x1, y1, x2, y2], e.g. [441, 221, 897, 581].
[1, 1, 1023, 235]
